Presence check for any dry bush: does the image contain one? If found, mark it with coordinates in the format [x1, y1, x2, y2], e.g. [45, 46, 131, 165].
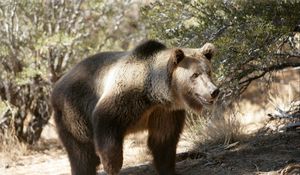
[183, 107, 245, 148]
[0, 124, 28, 167]
[268, 82, 300, 117]
[262, 79, 300, 132]
[0, 102, 28, 165]
[202, 110, 244, 145]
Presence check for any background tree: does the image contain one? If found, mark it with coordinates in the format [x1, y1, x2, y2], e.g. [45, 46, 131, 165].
[0, 0, 144, 144]
[142, 0, 300, 102]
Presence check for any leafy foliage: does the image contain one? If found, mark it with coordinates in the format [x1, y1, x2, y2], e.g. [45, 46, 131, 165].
[0, 0, 143, 144]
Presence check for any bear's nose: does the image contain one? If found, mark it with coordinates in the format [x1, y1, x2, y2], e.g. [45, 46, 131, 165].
[211, 89, 220, 99]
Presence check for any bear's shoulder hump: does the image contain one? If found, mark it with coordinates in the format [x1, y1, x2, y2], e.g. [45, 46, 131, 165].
[132, 40, 167, 59]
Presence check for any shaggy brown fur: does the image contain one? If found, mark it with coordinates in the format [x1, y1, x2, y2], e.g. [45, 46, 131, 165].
[51, 40, 219, 175]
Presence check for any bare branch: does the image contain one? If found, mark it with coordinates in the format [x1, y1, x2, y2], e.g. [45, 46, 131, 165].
[239, 62, 300, 86]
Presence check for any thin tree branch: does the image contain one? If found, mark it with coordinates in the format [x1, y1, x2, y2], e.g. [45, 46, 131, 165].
[239, 62, 300, 86]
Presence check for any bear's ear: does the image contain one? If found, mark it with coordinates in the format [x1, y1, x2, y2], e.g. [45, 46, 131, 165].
[168, 49, 185, 74]
[200, 43, 216, 60]
[172, 49, 185, 65]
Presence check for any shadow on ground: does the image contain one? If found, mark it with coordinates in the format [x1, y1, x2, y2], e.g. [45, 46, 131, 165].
[99, 132, 300, 175]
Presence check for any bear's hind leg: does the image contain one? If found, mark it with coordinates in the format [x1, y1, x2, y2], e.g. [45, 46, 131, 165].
[59, 130, 100, 175]
[147, 110, 185, 175]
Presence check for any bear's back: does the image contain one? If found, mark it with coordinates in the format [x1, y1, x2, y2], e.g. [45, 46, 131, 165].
[51, 40, 167, 117]
[51, 51, 128, 113]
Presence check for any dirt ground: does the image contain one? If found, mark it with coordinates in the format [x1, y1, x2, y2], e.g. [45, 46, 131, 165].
[118, 132, 300, 175]
[1, 128, 300, 175]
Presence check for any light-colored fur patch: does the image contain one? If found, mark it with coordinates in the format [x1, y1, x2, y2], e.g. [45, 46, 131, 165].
[98, 59, 147, 102]
[148, 50, 176, 104]
[100, 65, 119, 100]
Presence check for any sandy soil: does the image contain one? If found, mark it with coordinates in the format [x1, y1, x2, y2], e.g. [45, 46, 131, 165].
[103, 131, 300, 175]
[2, 129, 300, 175]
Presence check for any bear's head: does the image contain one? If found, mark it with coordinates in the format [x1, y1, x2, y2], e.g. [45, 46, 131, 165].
[170, 43, 219, 113]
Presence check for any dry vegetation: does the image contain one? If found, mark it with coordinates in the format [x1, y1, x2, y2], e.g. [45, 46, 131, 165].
[0, 121, 28, 167]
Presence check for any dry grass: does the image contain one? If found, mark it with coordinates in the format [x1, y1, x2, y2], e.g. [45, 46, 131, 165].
[0, 123, 28, 168]
[123, 132, 152, 166]
[202, 111, 244, 145]
[183, 107, 245, 148]
[0, 101, 29, 168]
[268, 83, 300, 117]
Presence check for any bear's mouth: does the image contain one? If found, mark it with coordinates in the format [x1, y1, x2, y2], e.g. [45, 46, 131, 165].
[195, 93, 214, 105]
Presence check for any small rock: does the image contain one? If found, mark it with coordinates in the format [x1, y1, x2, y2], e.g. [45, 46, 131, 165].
[16, 162, 24, 166]
[221, 163, 226, 167]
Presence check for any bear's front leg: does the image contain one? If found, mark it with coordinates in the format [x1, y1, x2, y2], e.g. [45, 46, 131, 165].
[96, 136, 123, 175]
[92, 109, 125, 175]
[147, 109, 186, 175]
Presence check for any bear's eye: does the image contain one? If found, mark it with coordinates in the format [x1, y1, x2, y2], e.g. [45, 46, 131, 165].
[191, 73, 200, 79]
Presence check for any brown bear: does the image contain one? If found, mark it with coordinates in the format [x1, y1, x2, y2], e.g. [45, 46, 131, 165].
[51, 40, 219, 175]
